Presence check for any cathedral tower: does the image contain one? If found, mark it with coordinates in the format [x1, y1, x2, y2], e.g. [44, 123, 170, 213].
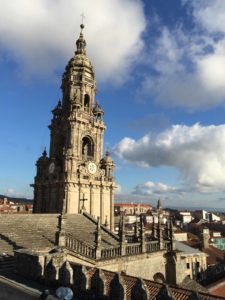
[32, 24, 116, 229]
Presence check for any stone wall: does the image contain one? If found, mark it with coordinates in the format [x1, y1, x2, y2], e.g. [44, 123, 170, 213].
[13, 250, 220, 300]
[96, 251, 167, 282]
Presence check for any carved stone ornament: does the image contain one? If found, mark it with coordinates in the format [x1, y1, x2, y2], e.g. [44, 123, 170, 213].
[78, 164, 88, 175]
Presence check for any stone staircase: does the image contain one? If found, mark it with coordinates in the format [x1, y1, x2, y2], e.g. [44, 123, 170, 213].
[64, 214, 119, 248]
[0, 214, 59, 255]
[0, 213, 120, 265]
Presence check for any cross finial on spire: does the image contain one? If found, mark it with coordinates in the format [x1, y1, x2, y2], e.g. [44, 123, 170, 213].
[42, 147, 47, 157]
[76, 15, 86, 55]
[80, 13, 85, 30]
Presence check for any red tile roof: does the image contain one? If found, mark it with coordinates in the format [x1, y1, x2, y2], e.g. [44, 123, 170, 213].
[211, 283, 225, 297]
[202, 246, 225, 265]
[72, 264, 225, 299]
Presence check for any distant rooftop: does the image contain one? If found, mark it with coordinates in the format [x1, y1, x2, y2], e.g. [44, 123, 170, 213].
[114, 203, 151, 207]
[175, 241, 204, 255]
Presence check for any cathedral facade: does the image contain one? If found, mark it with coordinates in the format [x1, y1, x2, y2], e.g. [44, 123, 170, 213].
[32, 24, 116, 230]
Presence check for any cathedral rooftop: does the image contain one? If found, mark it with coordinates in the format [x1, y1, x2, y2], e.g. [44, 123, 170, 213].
[0, 213, 119, 256]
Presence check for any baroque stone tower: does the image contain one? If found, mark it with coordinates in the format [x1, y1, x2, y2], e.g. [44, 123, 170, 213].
[32, 24, 116, 229]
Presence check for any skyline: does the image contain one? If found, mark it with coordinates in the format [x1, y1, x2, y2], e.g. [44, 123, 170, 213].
[1, 0, 225, 209]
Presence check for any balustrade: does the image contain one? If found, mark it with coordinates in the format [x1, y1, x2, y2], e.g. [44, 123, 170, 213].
[146, 241, 160, 252]
[65, 235, 96, 259]
[125, 243, 141, 255]
[101, 246, 121, 259]
[65, 234, 172, 261]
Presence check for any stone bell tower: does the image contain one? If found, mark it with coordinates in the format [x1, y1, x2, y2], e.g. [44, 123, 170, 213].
[32, 24, 116, 229]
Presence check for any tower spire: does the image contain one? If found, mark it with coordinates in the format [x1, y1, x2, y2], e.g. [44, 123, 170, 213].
[75, 24, 86, 55]
[33, 21, 116, 230]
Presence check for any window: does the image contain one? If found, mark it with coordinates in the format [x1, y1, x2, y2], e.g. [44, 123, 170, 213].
[84, 94, 90, 111]
[82, 136, 94, 160]
[187, 263, 190, 269]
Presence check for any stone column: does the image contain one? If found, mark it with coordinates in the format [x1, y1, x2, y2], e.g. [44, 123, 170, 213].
[62, 185, 68, 213]
[119, 216, 126, 256]
[78, 183, 82, 213]
[90, 183, 93, 216]
[95, 217, 102, 259]
[100, 185, 104, 224]
[152, 216, 157, 238]
[110, 185, 114, 231]
[140, 216, 146, 253]
[135, 219, 139, 242]
[158, 217, 164, 250]
[170, 217, 176, 251]
[56, 214, 67, 247]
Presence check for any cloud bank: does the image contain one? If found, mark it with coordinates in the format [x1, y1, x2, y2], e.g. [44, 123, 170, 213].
[114, 123, 225, 193]
[0, 0, 146, 82]
[141, 0, 225, 110]
[133, 181, 182, 196]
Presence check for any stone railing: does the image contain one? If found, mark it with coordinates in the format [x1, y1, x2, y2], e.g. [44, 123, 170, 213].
[146, 240, 160, 252]
[125, 243, 142, 255]
[65, 235, 96, 259]
[65, 235, 172, 261]
[101, 246, 121, 259]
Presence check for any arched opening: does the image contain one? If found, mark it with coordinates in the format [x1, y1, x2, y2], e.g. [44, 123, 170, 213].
[109, 274, 124, 300]
[82, 136, 94, 161]
[131, 279, 148, 300]
[91, 270, 105, 299]
[84, 94, 90, 111]
[153, 272, 165, 283]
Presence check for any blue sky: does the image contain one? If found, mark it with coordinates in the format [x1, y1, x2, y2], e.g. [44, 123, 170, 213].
[1, 0, 225, 209]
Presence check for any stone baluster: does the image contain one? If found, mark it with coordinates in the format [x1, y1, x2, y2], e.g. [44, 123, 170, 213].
[95, 217, 102, 259]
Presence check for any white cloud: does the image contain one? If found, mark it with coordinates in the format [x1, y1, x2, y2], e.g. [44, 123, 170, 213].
[0, 0, 146, 82]
[133, 181, 182, 196]
[141, 1, 225, 110]
[4, 188, 15, 196]
[115, 184, 122, 194]
[114, 123, 225, 192]
[198, 46, 225, 92]
[190, 0, 225, 34]
[3, 188, 31, 199]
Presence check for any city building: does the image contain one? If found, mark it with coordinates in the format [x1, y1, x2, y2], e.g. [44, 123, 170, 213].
[114, 203, 152, 216]
[175, 241, 207, 281]
[193, 210, 221, 223]
[179, 211, 193, 225]
[0, 197, 33, 213]
[210, 231, 225, 251]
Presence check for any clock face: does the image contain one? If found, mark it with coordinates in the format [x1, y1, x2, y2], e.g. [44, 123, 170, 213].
[49, 162, 55, 174]
[87, 162, 97, 174]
